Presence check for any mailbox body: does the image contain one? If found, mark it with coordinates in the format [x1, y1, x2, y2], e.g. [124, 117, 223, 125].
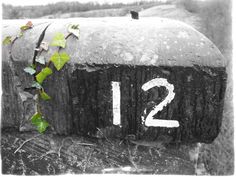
[2, 18, 227, 143]
[67, 65, 226, 143]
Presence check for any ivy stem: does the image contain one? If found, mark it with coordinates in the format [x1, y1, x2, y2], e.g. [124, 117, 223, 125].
[11, 36, 19, 45]
[36, 90, 42, 114]
[65, 33, 72, 40]
[34, 32, 73, 116]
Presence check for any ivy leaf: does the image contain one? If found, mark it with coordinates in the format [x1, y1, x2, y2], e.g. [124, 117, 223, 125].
[35, 56, 46, 65]
[20, 21, 33, 31]
[50, 32, 66, 48]
[31, 81, 42, 89]
[26, 21, 33, 28]
[40, 90, 51, 100]
[3, 36, 12, 45]
[36, 67, 53, 84]
[31, 112, 42, 126]
[20, 25, 30, 31]
[37, 119, 49, 133]
[50, 52, 70, 71]
[31, 112, 49, 133]
[68, 24, 80, 39]
[24, 67, 36, 75]
[40, 41, 49, 51]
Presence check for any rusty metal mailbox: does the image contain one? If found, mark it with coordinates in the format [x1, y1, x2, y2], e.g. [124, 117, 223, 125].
[2, 18, 227, 143]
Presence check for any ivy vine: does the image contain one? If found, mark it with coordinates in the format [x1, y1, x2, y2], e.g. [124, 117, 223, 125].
[3, 21, 80, 133]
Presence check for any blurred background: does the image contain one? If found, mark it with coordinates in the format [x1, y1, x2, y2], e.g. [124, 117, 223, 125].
[2, 0, 233, 175]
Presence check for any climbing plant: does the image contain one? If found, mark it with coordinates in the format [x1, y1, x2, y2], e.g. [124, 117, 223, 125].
[3, 21, 80, 133]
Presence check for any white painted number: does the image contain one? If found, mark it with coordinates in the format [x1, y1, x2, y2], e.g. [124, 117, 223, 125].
[111, 78, 179, 128]
[141, 78, 179, 128]
[112, 82, 121, 126]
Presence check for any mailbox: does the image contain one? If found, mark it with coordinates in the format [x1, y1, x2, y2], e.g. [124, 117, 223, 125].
[2, 18, 227, 143]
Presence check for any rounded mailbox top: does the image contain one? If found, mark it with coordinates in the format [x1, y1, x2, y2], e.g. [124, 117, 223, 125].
[3, 17, 226, 67]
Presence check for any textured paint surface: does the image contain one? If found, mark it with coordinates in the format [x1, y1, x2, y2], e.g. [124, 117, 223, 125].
[112, 81, 121, 126]
[141, 78, 179, 128]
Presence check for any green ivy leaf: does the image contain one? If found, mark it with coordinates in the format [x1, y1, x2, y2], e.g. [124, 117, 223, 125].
[50, 32, 66, 48]
[50, 52, 70, 71]
[20, 21, 33, 31]
[35, 56, 46, 65]
[36, 67, 53, 84]
[68, 24, 80, 39]
[31, 112, 49, 133]
[31, 81, 42, 89]
[40, 90, 51, 100]
[20, 25, 30, 31]
[37, 119, 49, 133]
[3, 36, 12, 45]
[24, 67, 36, 75]
[31, 112, 42, 126]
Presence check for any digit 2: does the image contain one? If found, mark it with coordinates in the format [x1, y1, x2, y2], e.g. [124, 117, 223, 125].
[141, 78, 179, 128]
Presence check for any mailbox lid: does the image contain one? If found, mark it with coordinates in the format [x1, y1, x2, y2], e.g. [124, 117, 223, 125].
[2, 17, 226, 67]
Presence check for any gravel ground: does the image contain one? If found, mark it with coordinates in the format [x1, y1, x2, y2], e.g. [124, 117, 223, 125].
[1, 129, 197, 175]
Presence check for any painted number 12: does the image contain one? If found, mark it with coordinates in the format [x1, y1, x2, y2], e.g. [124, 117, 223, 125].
[112, 78, 179, 128]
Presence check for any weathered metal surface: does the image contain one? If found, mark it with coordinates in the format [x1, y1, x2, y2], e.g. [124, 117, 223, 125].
[2, 18, 225, 67]
[1, 18, 227, 143]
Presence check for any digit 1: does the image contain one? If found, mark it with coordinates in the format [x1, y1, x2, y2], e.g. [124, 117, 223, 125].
[141, 78, 179, 128]
[111, 81, 121, 127]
